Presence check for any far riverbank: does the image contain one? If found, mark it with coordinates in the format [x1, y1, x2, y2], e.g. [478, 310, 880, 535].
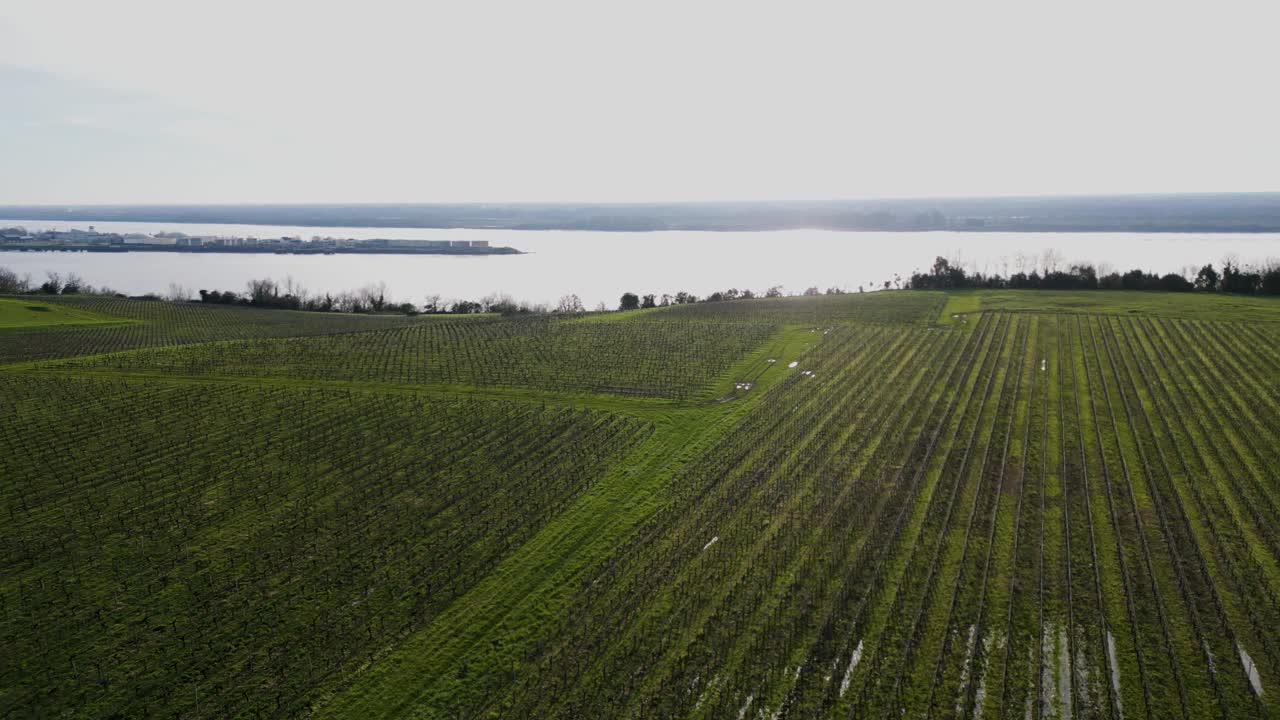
[1, 219, 1274, 309]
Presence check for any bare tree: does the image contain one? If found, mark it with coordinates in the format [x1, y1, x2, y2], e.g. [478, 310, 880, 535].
[246, 278, 278, 304]
[556, 294, 585, 314]
[282, 276, 308, 305]
[359, 281, 389, 312]
[166, 283, 192, 302]
[0, 266, 29, 293]
[41, 272, 63, 294]
[481, 292, 519, 314]
[1041, 248, 1063, 275]
[334, 291, 362, 313]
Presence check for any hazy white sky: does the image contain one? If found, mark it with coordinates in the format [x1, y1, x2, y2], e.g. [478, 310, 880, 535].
[1, 0, 1277, 203]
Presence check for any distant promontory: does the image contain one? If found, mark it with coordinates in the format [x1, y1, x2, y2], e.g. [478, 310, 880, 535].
[0, 227, 521, 255]
[3, 192, 1280, 233]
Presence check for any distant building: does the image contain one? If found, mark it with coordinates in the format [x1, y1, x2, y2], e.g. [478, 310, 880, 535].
[383, 239, 452, 249]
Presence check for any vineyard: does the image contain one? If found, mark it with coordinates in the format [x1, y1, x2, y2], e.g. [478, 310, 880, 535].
[0, 295, 429, 364]
[644, 289, 948, 325]
[3, 291, 1280, 719]
[33, 315, 779, 400]
[0, 375, 652, 718]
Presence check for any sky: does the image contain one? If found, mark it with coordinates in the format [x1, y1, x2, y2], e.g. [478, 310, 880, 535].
[1, 0, 1278, 204]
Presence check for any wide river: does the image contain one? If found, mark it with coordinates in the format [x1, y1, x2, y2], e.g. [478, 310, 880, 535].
[1, 218, 1276, 308]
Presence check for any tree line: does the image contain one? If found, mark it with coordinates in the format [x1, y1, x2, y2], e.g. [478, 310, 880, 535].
[908, 256, 1280, 295]
[2, 266, 857, 317]
[0, 269, 119, 297]
[199, 280, 850, 316]
[611, 285, 852, 311]
[199, 280, 564, 315]
[6, 251, 1276, 321]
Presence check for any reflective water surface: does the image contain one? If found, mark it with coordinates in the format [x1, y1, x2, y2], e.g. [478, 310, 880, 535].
[1, 218, 1275, 307]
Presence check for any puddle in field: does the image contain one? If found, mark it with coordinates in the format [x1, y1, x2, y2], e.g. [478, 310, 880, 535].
[1238, 643, 1264, 697]
[1106, 630, 1124, 719]
[1040, 623, 1072, 720]
[1025, 643, 1036, 720]
[702, 536, 719, 551]
[1073, 639, 1091, 720]
[839, 639, 864, 697]
[1058, 625, 1073, 719]
[694, 674, 721, 710]
[973, 631, 1003, 719]
[1041, 359, 1047, 372]
[788, 361, 799, 368]
[956, 625, 978, 715]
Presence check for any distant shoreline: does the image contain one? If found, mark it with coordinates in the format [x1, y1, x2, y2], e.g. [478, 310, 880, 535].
[0, 244, 522, 256]
[3, 192, 1280, 233]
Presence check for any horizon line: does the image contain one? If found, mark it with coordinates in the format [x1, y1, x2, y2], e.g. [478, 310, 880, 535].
[3, 190, 1280, 208]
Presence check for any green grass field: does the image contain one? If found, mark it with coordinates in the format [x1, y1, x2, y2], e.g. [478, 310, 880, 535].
[0, 297, 124, 329]
[942, 288, 1280, 322]
[3, 290, 1279, 719]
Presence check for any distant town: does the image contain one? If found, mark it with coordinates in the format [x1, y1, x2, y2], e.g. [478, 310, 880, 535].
[5, 193, 1280, 233]
[0, 226, 521, 255]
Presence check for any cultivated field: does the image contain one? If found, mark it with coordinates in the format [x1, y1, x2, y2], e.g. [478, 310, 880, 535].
[0, 296, 427, 365]
[3, 290, 1278, 719]
[35, 316, 779, 400]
